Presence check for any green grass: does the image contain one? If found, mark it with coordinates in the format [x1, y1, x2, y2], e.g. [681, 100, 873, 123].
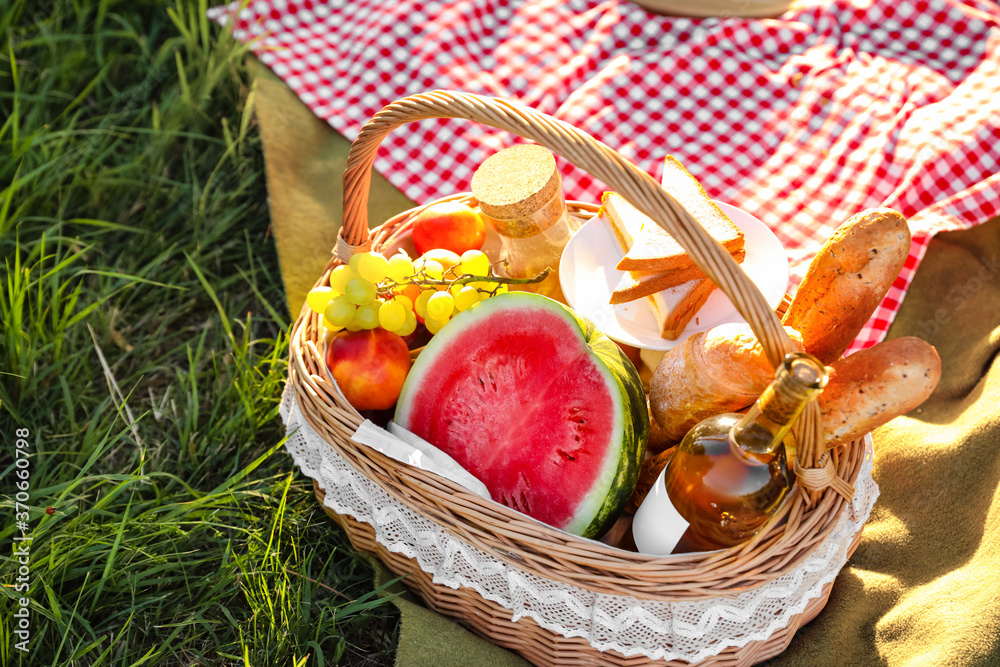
[0, 1, 400, 664]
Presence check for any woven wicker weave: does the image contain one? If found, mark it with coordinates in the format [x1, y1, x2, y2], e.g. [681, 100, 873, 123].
[288, 90, 870, 665]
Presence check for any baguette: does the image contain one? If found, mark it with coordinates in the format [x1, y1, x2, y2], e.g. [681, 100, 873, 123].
[819, 336, 941, 445]
[648, 327, 940, 448]
[631, 333, 937, 507]
[782, 208, 911, 363]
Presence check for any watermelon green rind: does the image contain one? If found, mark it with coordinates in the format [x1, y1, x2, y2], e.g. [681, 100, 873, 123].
[394, 292, 649, 540]
[564, 313, 649, 537]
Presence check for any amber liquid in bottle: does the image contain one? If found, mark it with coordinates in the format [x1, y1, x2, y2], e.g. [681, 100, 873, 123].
[665, 415, 792, 553]
[630, 352, 829, 555]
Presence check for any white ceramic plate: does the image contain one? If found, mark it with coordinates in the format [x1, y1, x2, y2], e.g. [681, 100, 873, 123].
[559, 202, 789, 351]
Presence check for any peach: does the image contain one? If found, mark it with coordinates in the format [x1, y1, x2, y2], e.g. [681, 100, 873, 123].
[411, 201, 486, 256]
[326, 329, 411, 411]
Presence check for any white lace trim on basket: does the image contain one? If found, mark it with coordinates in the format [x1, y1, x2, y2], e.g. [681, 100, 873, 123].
[281, 385, 879, 663]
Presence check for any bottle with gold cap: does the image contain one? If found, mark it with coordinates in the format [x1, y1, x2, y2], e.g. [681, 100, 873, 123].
[470, 144, 580, 303]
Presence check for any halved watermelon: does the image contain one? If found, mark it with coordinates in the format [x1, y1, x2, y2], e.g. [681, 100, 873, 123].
[394, 292, 649, 539]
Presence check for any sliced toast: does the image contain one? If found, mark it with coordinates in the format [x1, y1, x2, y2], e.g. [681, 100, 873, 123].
[598, 196, 719, 340]
[648, 277, 718, 340]
[614, 157, 744, 272]
[610, 247, 746, 305]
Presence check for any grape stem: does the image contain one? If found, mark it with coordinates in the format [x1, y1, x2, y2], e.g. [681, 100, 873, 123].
[377, 265, 550, 299]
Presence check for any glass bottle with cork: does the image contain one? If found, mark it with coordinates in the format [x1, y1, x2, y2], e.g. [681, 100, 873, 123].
[470, 144, 580, 304]
[629, 351, 829, 555]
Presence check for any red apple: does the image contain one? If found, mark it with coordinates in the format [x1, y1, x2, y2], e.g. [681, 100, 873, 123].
[326, 329, 411, 411]
[411, 201, 486, 255]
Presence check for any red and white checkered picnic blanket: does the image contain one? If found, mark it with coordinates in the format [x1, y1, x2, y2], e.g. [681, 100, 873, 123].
[210, 0, 1000, 352]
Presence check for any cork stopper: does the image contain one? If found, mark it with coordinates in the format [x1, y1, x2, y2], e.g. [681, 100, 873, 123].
[471, 144, 562, 217]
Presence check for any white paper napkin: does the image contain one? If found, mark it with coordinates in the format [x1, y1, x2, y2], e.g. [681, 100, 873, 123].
[349, 420, 492, 500]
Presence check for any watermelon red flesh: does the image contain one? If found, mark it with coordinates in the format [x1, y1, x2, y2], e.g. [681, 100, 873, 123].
[394, 293, 648, 538]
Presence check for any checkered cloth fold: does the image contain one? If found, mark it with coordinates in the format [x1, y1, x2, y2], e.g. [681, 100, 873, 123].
[210, 0, 1000, 352]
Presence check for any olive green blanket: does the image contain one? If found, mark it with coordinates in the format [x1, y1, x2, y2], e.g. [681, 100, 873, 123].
[253, 62, 1000, 667]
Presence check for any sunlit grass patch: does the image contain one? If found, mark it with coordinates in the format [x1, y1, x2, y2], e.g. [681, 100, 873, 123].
[0, 1, 400, 664]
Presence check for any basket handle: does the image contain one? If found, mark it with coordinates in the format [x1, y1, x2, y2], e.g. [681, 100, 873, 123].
[338, 89, 850, 500]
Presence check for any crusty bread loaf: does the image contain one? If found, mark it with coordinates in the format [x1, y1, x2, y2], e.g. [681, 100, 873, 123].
[648, 325, 940, 449]
[819, 336, 941, 446]
[782, 208, 911, 363]
[648, 323, 805, 442]
[646, 399, 677, 455]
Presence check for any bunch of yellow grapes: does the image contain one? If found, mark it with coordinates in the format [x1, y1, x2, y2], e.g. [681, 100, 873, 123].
[305, 248, 509, 337]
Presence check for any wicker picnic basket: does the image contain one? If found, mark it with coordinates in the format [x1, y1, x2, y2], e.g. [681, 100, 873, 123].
[285, 90, 875, 666]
